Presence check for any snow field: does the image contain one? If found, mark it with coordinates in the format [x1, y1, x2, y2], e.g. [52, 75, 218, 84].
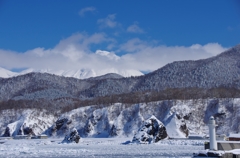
[0, 138, 205, 158]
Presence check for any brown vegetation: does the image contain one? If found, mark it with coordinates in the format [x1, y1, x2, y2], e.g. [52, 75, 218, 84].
[0, 87, 240, 114]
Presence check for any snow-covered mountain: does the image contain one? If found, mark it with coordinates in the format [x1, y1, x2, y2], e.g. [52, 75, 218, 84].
[1, 98, 239, 138]
[0, 67, 18, 78]
[1, 44, 240, 139]
[0, 67, 143, 79]
[135, 44, 240, 91]
[1, 44, 240, 101]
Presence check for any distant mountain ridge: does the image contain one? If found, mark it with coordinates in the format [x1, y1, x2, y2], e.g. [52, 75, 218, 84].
[0, 67, 18, 78]
[0, 44, 240, 101]
[0, 67, 143, 79]
[78, 44, 240, 98]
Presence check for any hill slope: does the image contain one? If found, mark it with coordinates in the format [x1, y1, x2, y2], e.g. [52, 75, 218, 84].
[0, 44, 240, 102]
[137, 44, 240, 91]
[1, 98, 239, 138]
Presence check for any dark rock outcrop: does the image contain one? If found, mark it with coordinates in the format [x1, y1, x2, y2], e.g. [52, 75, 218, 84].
[61, 128, 81, 144]
[2, 127, 10, 137]
[180, 124, 189, 137]
[175, 113, 190, 137]
[132, 115, 168, 144]
[48, 118, 72, 136]
[23, 127, 35, 136]
[56, 118, 69, 130]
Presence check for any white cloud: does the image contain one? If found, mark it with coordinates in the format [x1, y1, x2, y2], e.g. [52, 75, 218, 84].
[79, 7, 96, 17]
[127, 23, 144, 33]
[120, 38, 149, 52]
[0, 33, 110, 71]
[96, 50, 120, 61]
[119, 42, 227, 72]
[97, 14, 119, 29]
[0, 33, 227, 76]
[190, 43, 226, 56]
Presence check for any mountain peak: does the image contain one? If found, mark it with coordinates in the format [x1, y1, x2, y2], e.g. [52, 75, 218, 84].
[0, 68, 143, 79]
[0, 67, 17, 78]
[221, 43, 240, 56]
[88, 73, 124, 80]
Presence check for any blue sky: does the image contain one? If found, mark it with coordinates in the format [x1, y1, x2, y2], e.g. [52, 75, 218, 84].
[0, 0, 239, 75]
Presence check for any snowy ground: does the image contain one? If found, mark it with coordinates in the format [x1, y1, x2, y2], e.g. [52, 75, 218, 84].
[0, 138, 205, 158]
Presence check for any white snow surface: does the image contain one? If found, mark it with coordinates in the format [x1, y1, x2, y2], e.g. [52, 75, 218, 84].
[0, 138, 205, 157]
[1, 98, 240, 157]
[0, 67, 18, 78]
[0, 67, 143, 79]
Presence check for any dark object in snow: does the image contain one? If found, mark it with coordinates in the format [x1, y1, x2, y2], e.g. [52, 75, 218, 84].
[56, 118, 71, 130]
[193, 150, 225, 157]
[2, 127, 10, 137]
[132, 115, 168, 144]
[23, 127, 35, 136]
[61, 128, 80, 144]
[228, 133, 240, 141]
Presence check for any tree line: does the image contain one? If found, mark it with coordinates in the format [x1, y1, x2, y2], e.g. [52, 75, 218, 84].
[0, 86, 240, 114]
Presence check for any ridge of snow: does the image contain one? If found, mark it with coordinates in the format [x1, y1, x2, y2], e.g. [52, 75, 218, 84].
[0, 67, 17, 78]
[0, 67, 143, 79]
